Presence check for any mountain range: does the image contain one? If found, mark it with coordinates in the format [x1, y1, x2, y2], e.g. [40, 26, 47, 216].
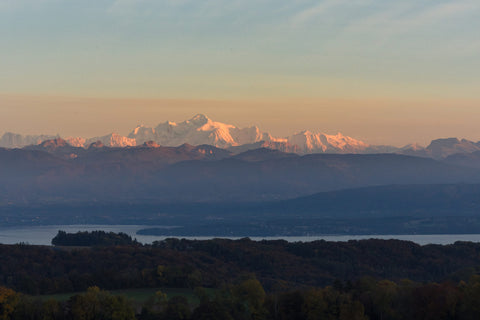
[3, 114, 480, 159]
[2, 137, 480, 233]
[1, 140, 479, 205]
[0, 114, 372, 153]
[3, 125, 480, 233]
[0, 114, 391, 154]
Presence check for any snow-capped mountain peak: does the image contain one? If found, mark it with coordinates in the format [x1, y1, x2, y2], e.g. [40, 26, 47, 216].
[188, 114, 211, 126]
[86, 133, 136, 148]
[285, 130, 369, 153]
[130, 114, 259, 148]
[0, 114, 373, 154]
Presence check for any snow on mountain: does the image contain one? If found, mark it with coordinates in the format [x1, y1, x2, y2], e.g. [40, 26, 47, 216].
[86, 133, 136, 148]
[0, 132, 58, 148]
[128, 114, 369, 153]
[129, 114, 269, 148]
[65, 137, 86, 148]
[286, 131, 369, 154]
[400, 143, 425, 152]
[325, 132, 370, 152]
[0, 114, 376, 153]
[228, 140, 300, 154]
[397, 143, 428, 157]
[128, 125, 156, 144]
[4, 118, 480, 159]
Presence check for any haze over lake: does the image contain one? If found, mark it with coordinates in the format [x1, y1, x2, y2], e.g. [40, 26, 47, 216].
[2, 225, 480, 246]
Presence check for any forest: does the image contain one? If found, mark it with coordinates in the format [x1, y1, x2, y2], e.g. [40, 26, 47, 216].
[4, 276, 480, 319]
[51, 230, 139, 246]
[3, 235, 480, 319]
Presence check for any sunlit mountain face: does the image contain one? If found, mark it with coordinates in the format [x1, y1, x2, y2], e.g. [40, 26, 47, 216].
[3, 114, 480, 160]
[0, 114, 373, 154]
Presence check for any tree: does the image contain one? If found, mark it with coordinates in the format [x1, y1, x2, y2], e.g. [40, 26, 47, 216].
[232, 278, 267, 320]
[42, 299, 64, 320]
[0, 287, 19, 320]
[164, 296, 191, 320]
[68, 286, 135, 320]
[140, 290, 168, 319]
[191, 301, 233, 320]
[302, 289, 327, 320]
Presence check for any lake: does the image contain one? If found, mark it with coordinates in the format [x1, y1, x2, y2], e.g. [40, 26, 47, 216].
[3, 224, 480, 245]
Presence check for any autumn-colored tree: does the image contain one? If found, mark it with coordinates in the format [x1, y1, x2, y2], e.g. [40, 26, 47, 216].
[338, 300, 367, 320]
[302, 288, 327, 320]
[233, 278, 267, 320]
[42, 299, 64, 320]
[0, 287, 19, 320]
[68, 286, 135, 320]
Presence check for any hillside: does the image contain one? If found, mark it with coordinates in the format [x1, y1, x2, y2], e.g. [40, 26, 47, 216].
[1, 146, 478, 205]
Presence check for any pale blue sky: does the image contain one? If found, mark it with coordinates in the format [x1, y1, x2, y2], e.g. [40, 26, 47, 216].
[1, 0, 480, 145]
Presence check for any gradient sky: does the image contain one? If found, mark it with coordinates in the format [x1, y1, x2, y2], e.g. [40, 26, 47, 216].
[1, 0, 480, 146]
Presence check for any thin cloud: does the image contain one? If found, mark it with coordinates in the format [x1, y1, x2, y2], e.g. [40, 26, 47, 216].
[405, 1, 479, 27]
[290, 0, 343, 27]
[290, 0, 373, 27]
[344, 0, 479, 35]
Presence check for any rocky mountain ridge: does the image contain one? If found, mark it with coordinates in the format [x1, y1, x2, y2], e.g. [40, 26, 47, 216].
[0, 114, 374, 154]
[2, 114, 480, 158]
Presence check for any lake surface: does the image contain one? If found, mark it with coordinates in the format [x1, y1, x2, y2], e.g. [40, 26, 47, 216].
[3, 225, 480, 245]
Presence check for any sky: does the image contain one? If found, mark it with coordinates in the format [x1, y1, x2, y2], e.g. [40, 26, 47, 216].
[1, 0, 479, 146]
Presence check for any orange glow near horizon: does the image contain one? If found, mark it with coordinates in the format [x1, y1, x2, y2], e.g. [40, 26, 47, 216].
[1, 93, 480, 147]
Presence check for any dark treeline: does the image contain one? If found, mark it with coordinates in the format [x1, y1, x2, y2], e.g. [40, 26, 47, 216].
[4, 276, 480, 319]
[51, 230, 139, 246]
[2, 238, 480, 295]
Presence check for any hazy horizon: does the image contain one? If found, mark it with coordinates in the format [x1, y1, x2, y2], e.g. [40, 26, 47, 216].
[1, 0, 479, 146]
[2, 94, 480, 147]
